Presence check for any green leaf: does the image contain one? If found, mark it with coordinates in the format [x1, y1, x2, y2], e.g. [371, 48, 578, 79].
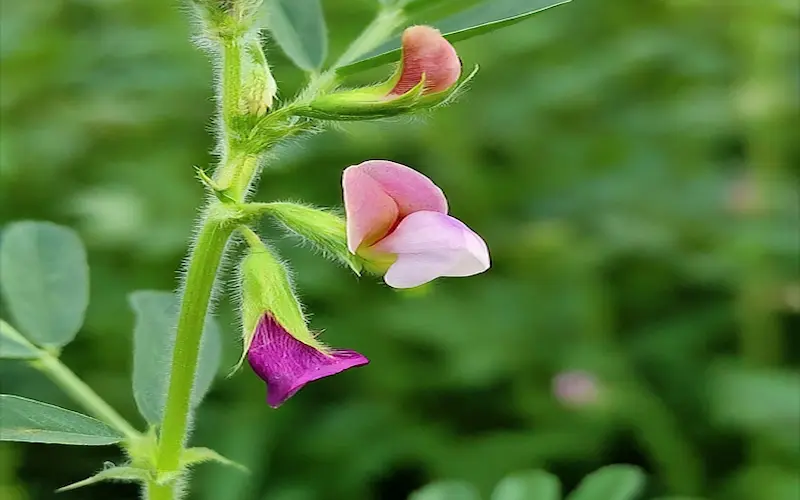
[182, 446, 249, 472]
[712, 364, 800, 426]
[410, 481, 481, 500]
[0, 319, 39, 359]
[0, 395, 124, 446]
[0, 221, 89, 347]
[726, 466, 800, 500]
[567, 465, 646, 500]
[404, 0, 491, 20]
[339, 0, 571, 74]
[710, 364, 800, 453]
[265, 0, 328, 71]
[129, 291, 223, 425]
[492, 470, 562, 500]
[57, 466, 149, 492]
[652, 497, 707, 500]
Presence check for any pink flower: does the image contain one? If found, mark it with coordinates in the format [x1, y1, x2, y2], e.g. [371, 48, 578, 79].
[343, 160, 490, 289]
[388, 26, 462, 97]
[247, 314, 369, 408]
[552, 371, 600, 408]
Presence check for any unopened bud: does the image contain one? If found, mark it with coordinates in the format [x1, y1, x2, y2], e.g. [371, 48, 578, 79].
[242, 41, 278, 115]
[295, 25, 475, 121]
[388, 26, 461, 97]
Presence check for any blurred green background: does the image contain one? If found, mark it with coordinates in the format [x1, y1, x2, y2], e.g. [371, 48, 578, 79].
[1, 0, 799, 499]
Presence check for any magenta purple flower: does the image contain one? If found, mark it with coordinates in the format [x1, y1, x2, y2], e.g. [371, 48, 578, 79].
[247, 314, 368, 408]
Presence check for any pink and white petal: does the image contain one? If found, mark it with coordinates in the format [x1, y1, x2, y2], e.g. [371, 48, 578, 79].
[343, 165, 399, 252]
[356, 160, 448, 216]
[373, 211, 490, 289]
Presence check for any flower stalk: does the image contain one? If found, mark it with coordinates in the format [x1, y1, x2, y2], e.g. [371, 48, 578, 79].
[155, 212, 234, 478]
[154, 25, 259, 498]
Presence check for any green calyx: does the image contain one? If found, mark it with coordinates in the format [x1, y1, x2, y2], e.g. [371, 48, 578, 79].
[355, 245, 397, 276]
[294, 78, 426, 121]
[236, 228, 321, 370]
[292, 65, 479, 121]
[243, 202, 363, 274]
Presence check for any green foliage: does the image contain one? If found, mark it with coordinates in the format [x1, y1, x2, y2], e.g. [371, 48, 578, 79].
[410, 481, 481, 500]
[491, 470, 561, 500]
[265, 0, 328, 71]
[434, 0, 572, 43]
[420, 467, 692, 500]
[567, 465, 646, 500]
[0, 0, 798, 499]
[0, 320, 38, 359]
[340, 0, 572, 73]
[129, 291, 223, 424]
[0, 221, 89, 347]
[710, 363, 800, 455]
[0, 395, 124, 446]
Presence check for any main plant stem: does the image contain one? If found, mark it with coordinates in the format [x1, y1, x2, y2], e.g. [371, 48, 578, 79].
[152, 37, 248, 499]
[149, 8, 404, 497]
[155, 211, 233, 474]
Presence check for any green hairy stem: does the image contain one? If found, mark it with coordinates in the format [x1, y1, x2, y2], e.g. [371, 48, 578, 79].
[149, 7, 400, 499]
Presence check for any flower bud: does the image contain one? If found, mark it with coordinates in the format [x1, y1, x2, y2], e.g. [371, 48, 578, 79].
[242, 41, 278, 116]
[238, 233, 368, 407]
[387, 25, 461, 97]
[295, 26, 475, 121]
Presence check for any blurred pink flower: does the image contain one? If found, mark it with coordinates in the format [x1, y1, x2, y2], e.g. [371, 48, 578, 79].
[343, 160, 490, 289]
[553, 371, 600, 408]
[388, 26, 462, 97]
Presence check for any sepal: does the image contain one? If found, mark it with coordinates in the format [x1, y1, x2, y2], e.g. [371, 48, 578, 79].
[56, 465, 149, 492]
[237, 232, 316, 370]
[181, 447, 248, 473]
[243, 202, 362, 274]
[293, 65, 478, 121]
[294, 79, 426, 121]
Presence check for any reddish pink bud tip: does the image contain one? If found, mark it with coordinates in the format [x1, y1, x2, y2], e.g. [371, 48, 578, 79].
[389, 26, 462, 96]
